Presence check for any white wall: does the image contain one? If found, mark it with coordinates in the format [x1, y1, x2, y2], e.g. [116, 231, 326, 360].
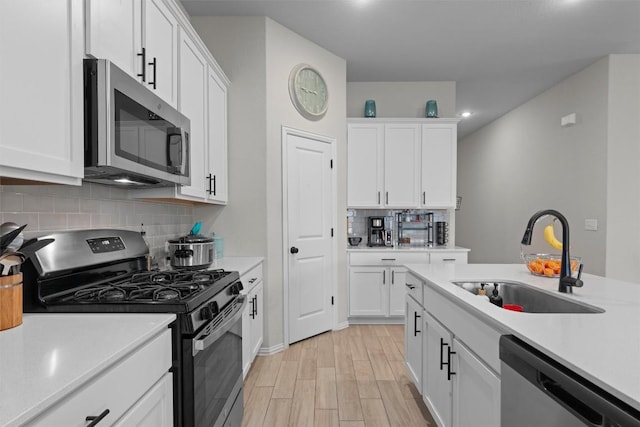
[192, 17, 347, 349]
[606, 55, 640, 281]
[347, 81, 455, 119]
[457, 57, 610, 275]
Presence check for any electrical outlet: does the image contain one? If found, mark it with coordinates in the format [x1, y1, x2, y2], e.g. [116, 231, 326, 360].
[585, 219, 598, 231]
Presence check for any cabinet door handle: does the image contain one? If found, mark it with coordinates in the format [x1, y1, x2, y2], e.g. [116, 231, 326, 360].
[391, 270, 395, 284]
[148, 57, 157, 89]
[136, 48, 146, 82]
[386, 191, 389, 204]
[253, 295, 258, 317]
[206, 173, 213, 194]
[414, 312, 421, 336]
[423, 191, 426, 204]
[377, 191, 381, 204]
[86, 409, 110, 426]
[439, 338, 446, 371]
[249, 297, 255, 319]
[382, 270, 386, 284]
[447, 347, 457, 381]
[212, 174, 217, 196]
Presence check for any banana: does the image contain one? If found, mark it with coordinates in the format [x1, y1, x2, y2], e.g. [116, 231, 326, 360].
[544, 224, 563, 250]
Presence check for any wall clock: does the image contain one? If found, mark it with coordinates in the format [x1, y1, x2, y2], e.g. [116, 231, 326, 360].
[288, 64, 329, 121]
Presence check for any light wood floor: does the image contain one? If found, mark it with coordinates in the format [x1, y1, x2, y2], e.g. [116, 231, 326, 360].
[242, 324, 437, 427]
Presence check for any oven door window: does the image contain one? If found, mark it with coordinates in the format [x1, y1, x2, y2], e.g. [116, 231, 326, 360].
[191, 316, 242, 427]
[114, 89, 185, 175]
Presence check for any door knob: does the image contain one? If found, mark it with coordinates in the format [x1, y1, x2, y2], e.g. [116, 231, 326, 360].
[290, 246, 299, 254]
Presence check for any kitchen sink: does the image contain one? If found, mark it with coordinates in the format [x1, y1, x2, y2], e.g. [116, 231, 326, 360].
[451, 281, 605, 314]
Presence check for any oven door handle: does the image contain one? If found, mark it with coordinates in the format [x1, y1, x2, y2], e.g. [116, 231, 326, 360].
[193, 296, 247, 356]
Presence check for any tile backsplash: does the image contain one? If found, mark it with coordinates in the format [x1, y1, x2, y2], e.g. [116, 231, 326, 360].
[0, 183, 194, 260]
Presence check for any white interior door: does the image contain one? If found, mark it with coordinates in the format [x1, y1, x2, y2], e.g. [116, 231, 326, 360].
[284, 128, 335, 344]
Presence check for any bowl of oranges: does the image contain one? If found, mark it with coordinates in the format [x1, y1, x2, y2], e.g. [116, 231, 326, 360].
[523, 254, 581, 278]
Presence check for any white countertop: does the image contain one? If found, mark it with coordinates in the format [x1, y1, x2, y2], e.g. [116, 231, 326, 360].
[347, 246, 469, 252]
[0, 313, 175, 427]
[404, 263, 640, 410]
[208, 256, 263, 276]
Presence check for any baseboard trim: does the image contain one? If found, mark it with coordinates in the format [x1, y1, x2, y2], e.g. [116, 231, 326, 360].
[333, 321, 350, 331]
[257, 342, 285, 356]
[347, 316, 404, 325]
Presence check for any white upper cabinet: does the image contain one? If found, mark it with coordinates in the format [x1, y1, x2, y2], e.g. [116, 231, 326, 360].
[384, 123, 421, 208]
[86, 0, 178, 107]
[347, 118, 459, 209]
[0, 0, 84, 185]
[85, 0, 140, 78]
[206, 66, 229, 204]
[175, 30, 208, 199]
[421, 123, 457, 208]
[141, 0, 178, 107]
[347, 123, 384, 207]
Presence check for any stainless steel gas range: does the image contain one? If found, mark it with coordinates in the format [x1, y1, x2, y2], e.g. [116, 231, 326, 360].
[21, 229, 245, 427]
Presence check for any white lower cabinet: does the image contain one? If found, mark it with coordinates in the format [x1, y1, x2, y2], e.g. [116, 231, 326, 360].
[241, 262, 264, 377]
[405, 272, 502, 427]
[405, 294, 423, 389]
[349, 266, 406, 317]
[28, 329, 173, 426]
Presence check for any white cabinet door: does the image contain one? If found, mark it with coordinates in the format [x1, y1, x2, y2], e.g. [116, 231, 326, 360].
[389, 267, 407, 316]
[452, 338, 500, 427]
[206, 65, 228, 204]
[423, 312, 453, 427]
[142, 0, 178, 107]
[384, 124, 421, 208]
[176, 30, 207, 199]
[0, 0, 84, 185]
[405, 295, 422, 390]
[349, 266, 386, 316]
[250, 281, 264, 360]
[113, 373, 173, 427]
[85, 0, 140, 78]
[421, 124, 457, 208]
[347, 123, 384, 207]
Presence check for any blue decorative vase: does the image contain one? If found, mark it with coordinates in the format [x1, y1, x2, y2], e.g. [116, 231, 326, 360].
[364, 100, 376, 118]
[426, 100, 438, 118]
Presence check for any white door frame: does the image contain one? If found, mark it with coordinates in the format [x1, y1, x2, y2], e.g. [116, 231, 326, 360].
[281, 126, 338, 347]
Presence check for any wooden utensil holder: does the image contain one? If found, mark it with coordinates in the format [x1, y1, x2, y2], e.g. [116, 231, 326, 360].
[0, 273, 23, 331]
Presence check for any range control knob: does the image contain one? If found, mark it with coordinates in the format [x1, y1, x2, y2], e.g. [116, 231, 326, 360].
[230, 282, 243, 295]
[200, 305, 213, 321]
[208, 301, 219, 317]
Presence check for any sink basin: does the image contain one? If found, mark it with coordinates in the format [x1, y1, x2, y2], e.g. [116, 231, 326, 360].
[451, 281, 604, 314]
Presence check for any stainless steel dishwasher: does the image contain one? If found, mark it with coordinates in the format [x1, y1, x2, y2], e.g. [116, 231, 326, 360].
[500, 335, 640, 427]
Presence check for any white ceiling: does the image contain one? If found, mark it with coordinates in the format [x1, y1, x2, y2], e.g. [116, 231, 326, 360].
[180, 0, 640, 137]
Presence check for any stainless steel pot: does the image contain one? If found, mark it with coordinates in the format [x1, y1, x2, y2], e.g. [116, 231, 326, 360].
[168, 235, 214, 269]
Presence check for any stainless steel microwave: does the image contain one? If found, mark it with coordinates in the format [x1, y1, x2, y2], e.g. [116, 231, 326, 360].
[83, 58, 190, 187]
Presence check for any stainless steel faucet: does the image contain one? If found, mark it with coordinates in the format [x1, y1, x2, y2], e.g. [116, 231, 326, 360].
[521, 209, 583, 293]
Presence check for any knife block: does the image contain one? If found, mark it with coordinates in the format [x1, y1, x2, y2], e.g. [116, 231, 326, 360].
[0, 273, 23, 331]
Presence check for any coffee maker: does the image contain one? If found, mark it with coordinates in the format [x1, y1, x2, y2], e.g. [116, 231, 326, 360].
[368, 216, 393, 247]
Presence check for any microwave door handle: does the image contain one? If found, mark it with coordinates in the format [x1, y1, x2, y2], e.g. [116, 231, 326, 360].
[166, 127, 183, 173]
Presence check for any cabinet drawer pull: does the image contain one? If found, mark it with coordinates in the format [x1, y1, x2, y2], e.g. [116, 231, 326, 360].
[442, 258, 456, 262]
[86, 409, 110, 426]
[405, 283, 416, 290]
[248, 277, 257, 284]
[380, 258, 396, 261]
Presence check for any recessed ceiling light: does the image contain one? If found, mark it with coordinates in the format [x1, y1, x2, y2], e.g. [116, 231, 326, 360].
[461, 111, 473, 118]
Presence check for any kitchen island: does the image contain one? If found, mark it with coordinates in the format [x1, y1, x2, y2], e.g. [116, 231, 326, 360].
[405, 263, 640, 412]
[0, 313, 175, 427]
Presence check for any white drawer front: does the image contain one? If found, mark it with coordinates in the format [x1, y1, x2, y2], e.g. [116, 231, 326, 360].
[405, 272, 424, 304]
[29, 329, 172, 426]
[349, 251, 429, 266]
[429, 251, 468, 264]
[241, 263, 263, 291]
